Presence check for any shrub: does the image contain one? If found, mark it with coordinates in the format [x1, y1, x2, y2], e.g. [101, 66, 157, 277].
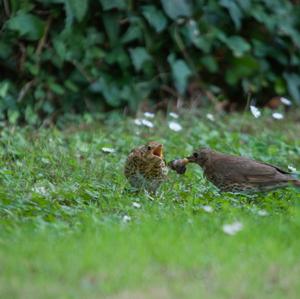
[0, 0, 300, 123]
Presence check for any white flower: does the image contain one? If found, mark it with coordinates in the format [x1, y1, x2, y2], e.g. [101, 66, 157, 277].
[122, 215, 131, 223]
[168, 121, 182, 132]
[202, 205, 213, 213]
[144, 112, 155, 118]
[41, 157, 50, 164]
[101, 147, 116, 153]
[250, 105, 261, 118]
[169, 112, 179, 119]
[222, 221, 243, 235]
[257, 210, 268, 216]
[132, 202, 141, 208]
[134, 118, 154, 128]
[32, 186, 47, 195]
[280, 97, 292, 106]
[142, 119, 154, 128]
[288, 165, 297, 172]
[206, 113, 215, 121]
[134, 119, 143, 126]
[272, 112, 284, 120]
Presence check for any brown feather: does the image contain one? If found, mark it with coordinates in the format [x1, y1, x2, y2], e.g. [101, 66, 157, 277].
[187, 148, 299, 193]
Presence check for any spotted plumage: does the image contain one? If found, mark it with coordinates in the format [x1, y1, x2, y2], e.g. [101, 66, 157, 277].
[124, 142, 168, 192]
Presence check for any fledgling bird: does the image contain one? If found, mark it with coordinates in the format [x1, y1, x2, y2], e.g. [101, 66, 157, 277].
[186, 148, 300, 193]
[124, 141, 168, 192]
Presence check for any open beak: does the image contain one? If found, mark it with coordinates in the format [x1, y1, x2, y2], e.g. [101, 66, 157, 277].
[152, 144, 163, 158]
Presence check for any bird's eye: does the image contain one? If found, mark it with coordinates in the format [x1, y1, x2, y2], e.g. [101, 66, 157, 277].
[193, 152, 199, 158]
[147, 146, 152, 151]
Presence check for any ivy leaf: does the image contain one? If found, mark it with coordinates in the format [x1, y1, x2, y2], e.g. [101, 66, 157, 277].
[102, 12, 121, 47]
[65, 0, 88, 22]
[142, 5, 167, 33]
[99, 0, 126, 10]
[121, 24, 143, 44]
[224, 36, 251, 57]
[220, 0, 243, 29]
[6, 13, 45, 41]
[160, 0, 192, 20]
[225, 56, 259, 85]
[0, 81, 10, 98]
[284, 73, 300, 103]
[200, 55, 218, 73]
[168, 54, 192, 94]
[101, 78, 122, 107]
[129, 47, 152, 71]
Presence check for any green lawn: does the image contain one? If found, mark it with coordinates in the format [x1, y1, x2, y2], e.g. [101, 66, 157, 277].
[1, 111, 300, 299]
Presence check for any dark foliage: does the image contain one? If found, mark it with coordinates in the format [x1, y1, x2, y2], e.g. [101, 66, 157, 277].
[1, 0, 300, 123]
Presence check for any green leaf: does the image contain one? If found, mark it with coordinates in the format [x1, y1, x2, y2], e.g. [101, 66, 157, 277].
[225, 56, 259, 85]
[48, 82, 65, 95]
[53, 39, 67, 61]
[121, 24, 143, 44]
[7, 110, 20, 125]
[99, 0, 126, 10]
[200, 56, 218, 73]
[106, 47, 130, 68]
[6, 13, 45, 41]
[220, 0, 243, 29]
[0, 41, 12, 59]
[129, 47, 152, 71]
[224, 36, 251, 57]
[182, 20, 213, 52]
[102, 12, 121, 47]
[0, 81, 10, 98]
[251, 7, 276, 31]
[25, 106, 39, 125]
[142, 5, 167, 33]
[99, 78, 122, 107]
[279, 22, 300, 48]
[160, 0, 192, 20]
[65, 0, 88, 22]
[274, 78, 286, 95]
[283, 73, 300, 103]
[168, 54, 192, 94]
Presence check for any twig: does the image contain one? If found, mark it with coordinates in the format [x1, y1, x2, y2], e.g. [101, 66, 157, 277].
[4, 0, 10, 17]
[35, 16, 52, 57]
[17, 79, 36, 103]
[160, 84, 180, 98]
[239, 92, 252, 133]
[71, 60, 93, 83]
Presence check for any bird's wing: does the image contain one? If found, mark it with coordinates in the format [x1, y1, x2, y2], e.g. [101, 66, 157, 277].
[238, 160, 290, 183]
[215, 156, 289, 183]
[257, 162, 290, 174]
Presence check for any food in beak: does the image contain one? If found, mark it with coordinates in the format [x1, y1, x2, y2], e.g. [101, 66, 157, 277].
[168, 158, 189, 174]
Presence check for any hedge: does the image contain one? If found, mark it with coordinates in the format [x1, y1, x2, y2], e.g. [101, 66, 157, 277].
[0, 0, 300, 123]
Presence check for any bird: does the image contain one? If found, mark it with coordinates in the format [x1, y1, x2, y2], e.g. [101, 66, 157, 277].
[181, 148, 300, 193]
[124, 141, 168, 192]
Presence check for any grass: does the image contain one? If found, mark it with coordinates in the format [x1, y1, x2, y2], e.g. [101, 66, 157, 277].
[1, 110, 300, 299]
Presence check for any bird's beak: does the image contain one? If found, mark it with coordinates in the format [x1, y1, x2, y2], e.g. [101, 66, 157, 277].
[152, 144, 163, 158]
[186, 155, 196, 163]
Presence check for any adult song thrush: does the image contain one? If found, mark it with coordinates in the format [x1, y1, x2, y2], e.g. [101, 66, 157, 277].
[174, 148, 300, 193]
[124, 141, 168, 192]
